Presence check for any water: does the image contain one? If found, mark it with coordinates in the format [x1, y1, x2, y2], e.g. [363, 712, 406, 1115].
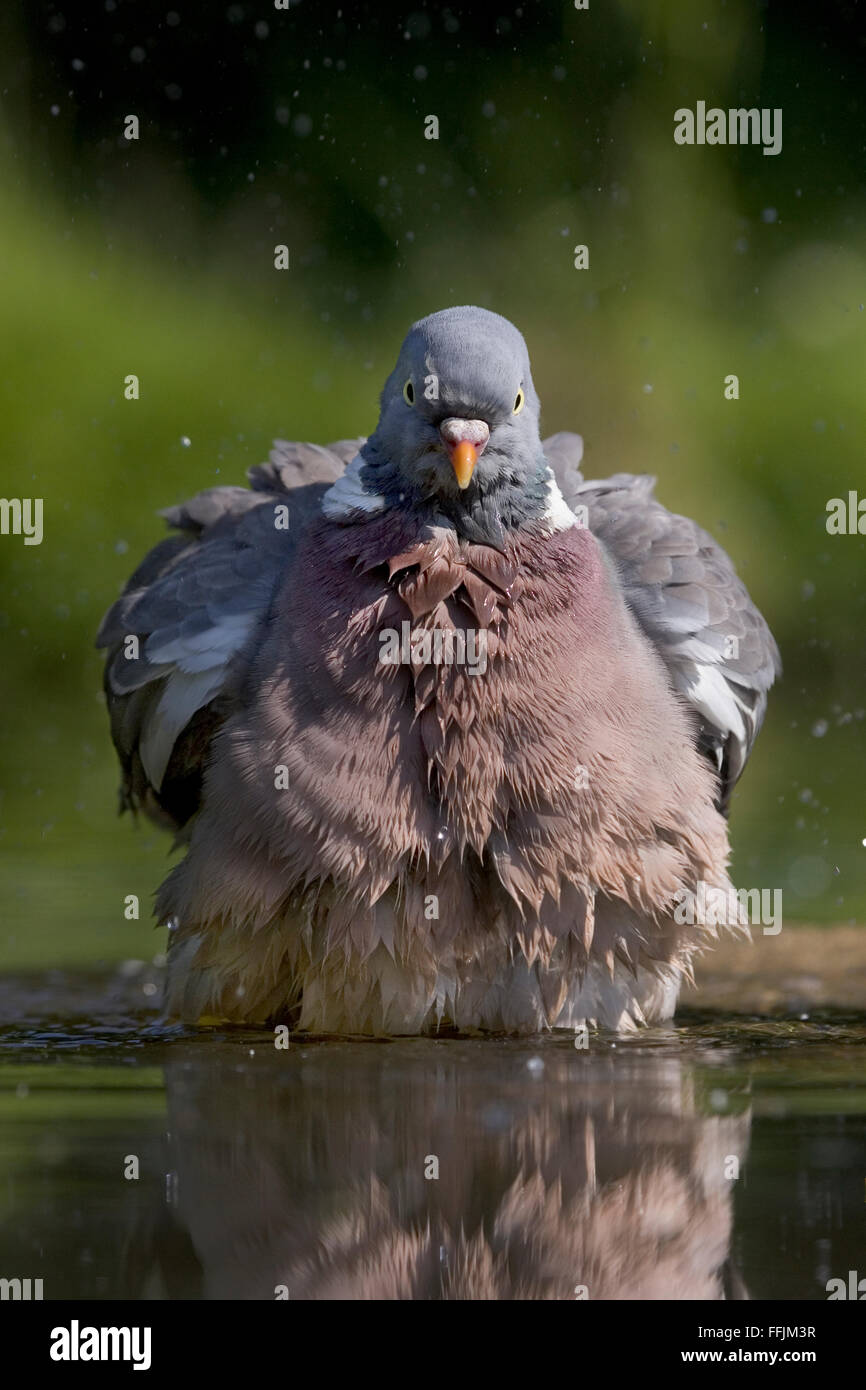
[1, 973, 864, 1300]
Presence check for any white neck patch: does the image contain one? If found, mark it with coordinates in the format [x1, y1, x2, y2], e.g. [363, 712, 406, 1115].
[540, 469, 579, 533]
[322, 454, 386, 520]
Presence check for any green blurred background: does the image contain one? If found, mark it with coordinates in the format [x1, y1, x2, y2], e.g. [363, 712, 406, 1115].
[0, 0, 863, 971]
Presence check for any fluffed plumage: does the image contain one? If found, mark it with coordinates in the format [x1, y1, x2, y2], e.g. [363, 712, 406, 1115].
[97, 306, 780, 1033]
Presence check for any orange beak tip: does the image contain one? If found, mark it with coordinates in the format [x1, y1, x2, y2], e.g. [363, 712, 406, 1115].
[451, 440, 478, 489]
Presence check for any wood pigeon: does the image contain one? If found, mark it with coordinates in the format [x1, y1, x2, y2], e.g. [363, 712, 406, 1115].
[97, 306, 780, 1033]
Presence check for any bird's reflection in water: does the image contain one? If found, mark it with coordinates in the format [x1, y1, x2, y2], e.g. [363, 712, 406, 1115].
[138, 1041, 749, 1300]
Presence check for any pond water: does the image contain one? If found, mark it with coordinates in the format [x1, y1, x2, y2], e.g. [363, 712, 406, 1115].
[1, 974, 864, 1301]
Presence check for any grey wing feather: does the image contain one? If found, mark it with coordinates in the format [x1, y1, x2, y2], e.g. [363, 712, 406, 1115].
[97, 438, 365, 830]
[544, 432, 781, 812]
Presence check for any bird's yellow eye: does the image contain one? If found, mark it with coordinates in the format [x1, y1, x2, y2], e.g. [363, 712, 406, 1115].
[403, 379, 415, 405]
[513, 388, 525, 414]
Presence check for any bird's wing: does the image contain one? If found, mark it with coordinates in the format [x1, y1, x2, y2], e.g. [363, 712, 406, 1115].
[97, 438, 365, 830]
[544, 432, 781, 812]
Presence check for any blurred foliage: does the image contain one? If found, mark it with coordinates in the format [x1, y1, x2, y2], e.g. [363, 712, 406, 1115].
[0, 0, 864, 968]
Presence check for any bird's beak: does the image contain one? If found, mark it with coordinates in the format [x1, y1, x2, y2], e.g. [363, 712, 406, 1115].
[450, 440, 480, 489]
[439, 417, 490, 490]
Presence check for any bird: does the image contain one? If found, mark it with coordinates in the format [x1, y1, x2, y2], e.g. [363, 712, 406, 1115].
[97, 305, 780, 1035]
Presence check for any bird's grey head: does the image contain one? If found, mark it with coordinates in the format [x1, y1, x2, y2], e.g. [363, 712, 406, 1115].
[326, 306, 558, 547]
